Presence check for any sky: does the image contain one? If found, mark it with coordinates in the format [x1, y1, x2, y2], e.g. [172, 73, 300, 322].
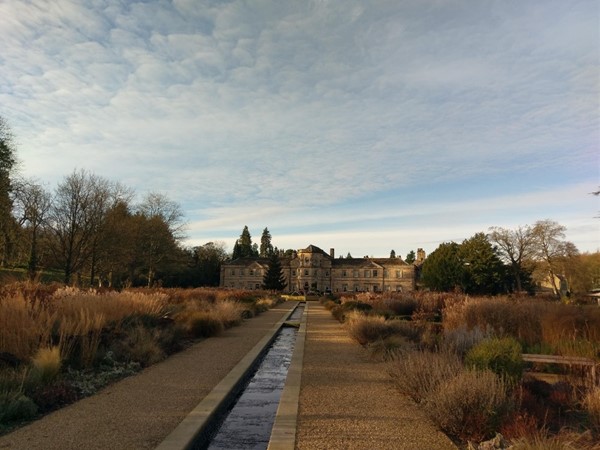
[1, 0, 598, 259]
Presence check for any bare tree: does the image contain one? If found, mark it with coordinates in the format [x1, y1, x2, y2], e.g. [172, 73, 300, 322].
[48, 170, 117, 285]
[137, 192, 186, 240]
[531, 219, 579, 297]
[488, 225, 536, 293]
[12, 178, 52, 278]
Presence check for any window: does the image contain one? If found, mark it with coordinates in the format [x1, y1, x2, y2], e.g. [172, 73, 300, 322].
[384, 269, 388, 277]
[353, 270, 358, 277]
[364, 270, 370, 278]
[325, 271, 329, 276]
[249, 269, 254, 276]
[342, 284, 348, 292]
[231, 269, 235, 275]
[372, 270, 378, 277]
[255, 283, 260, 289]
[342, 270, 347, 277]
[304, 269, 309, 275]
[395, 270, 401, 278]
[240, 269, 244, 276]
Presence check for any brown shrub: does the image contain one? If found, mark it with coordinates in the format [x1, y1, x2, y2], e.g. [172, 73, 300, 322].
[388, 350, 463, 403]
[424, 369, 515, 443]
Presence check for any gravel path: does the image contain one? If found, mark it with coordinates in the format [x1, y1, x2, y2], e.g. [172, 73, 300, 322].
[0, 303, 294, 450]
[295, 303, 457, 450]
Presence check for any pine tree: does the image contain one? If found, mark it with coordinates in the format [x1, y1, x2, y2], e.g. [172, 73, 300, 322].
[232, 225, 255, 258]
[262, 253, 287, 291]
[260, 227, 274, 257]
[405, 250, 416, 264]
[390, 249, 396, 258]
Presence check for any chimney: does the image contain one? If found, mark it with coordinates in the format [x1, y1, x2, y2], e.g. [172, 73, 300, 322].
[329, 248, 335, 259]
[416, 248, 426, 263]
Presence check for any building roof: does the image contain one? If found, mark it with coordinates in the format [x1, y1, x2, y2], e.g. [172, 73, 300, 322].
[298, 244, 330, 256]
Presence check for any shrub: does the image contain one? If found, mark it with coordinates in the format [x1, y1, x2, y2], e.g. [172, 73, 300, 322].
[212, 300, 243, 328]
[29, 346, 61, 385]
[388, 350, 463, 403]
[465, 337, 524, 383]
[509, 430, 596, 449]
[186, 312, 225, 338]
[109, 326, 166, 367]
[424, 369, 515, 443]
[368, 335, 413, 361]
[0, 391, 38, 423]
[442, 324, 495, 357]
[345, 312, 396, 346]
[28, 379, 78, 413]
[583, 387, 600, 430]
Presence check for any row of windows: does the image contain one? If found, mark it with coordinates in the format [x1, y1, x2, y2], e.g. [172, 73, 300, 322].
[230, 269, 262, 276]
[339, 269, 406, 278]
[229, 268, 407, 278]
[340, 285, 404, 292]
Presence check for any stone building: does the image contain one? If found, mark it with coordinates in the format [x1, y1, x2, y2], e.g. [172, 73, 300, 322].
[220, 244, 425, 293]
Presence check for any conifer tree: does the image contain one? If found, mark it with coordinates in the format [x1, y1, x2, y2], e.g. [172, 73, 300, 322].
[260, 227, 274, 257]
[390, 249, 396, 258]
[263, 253, 287, 291]
[232, 225, 256, 258]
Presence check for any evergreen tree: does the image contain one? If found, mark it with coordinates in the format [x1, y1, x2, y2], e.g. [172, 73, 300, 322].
[390, 249, 396, 258]
[260, 227, 274, 257]
[405, 250, 416, 264]
[262, 253, 287, 291]
[459, 232, 506, 295]
[232, 225, 256, 258]
[346, 252, 352, 259]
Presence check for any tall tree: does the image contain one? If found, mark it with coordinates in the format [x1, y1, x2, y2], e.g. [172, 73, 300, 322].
[405, 250, 416, 264]
[488, 225, 536, 293]
[262, 253, 287, 291]
[260, 227, 273, 257]
[532, 219, 579, 297]
[232, 225, 257, 258]
[48, 170, 113, 285]
[0, 117, 17, 267]
[12, 179, 52, 279]
[192, 241, 228, 286]
[137, 192, 185, 240]
[459, 232, 506, 295]
[420, 242, 463, 292]
[389, 249, 396, 258]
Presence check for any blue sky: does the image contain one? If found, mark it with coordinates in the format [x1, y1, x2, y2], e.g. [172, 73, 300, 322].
[1, 0, 598, 258]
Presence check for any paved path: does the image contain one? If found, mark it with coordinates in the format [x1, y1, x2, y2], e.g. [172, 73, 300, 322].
[0, 303, 295, 450]
[295, 303, 457, 450]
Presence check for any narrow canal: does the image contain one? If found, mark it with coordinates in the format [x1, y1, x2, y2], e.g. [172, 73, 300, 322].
[198, 304, 304, 450]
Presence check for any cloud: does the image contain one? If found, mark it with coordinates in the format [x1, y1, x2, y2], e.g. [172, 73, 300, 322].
[0, 0, 597, 256]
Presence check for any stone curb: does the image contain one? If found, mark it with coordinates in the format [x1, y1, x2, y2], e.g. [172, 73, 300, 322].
[267, 301, 308, 450]
[156, 301, 299, 450]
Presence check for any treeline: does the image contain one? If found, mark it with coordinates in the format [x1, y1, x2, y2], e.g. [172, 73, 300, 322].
[0, 118, 228, 287]
[421, 223, 599, 297]
[1, 170, 228, 288]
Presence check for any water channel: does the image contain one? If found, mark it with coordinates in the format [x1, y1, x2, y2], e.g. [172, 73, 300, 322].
[197, 304, 304, 450]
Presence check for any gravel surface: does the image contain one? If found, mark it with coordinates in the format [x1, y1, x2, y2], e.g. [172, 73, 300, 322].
[295, 303, 457, 450]
[0, 304, 294, 450]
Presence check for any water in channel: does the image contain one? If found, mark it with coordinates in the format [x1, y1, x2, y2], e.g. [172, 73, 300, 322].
[202, 305, 303, 450]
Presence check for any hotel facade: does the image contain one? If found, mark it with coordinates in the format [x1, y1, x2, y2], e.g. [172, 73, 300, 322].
[220, 244, 425, 293]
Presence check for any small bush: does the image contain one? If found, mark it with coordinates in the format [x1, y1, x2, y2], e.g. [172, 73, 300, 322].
[465, 337, 524, 383]
[28, 379, 78, 413]
[186, 312, 225, 338]
[442, 324, 494, 357]
[368, 335, 412, 361]
[509, 430, 596, 449]
[0, 391, 38, 423]
[212, 300, 243, 328]
[388, 350, 463, 403]
[424, 369, 515, 443]
[345, 312, 397, 346]
[29, 346, 61, 385]
[109, 326, 166, 367]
